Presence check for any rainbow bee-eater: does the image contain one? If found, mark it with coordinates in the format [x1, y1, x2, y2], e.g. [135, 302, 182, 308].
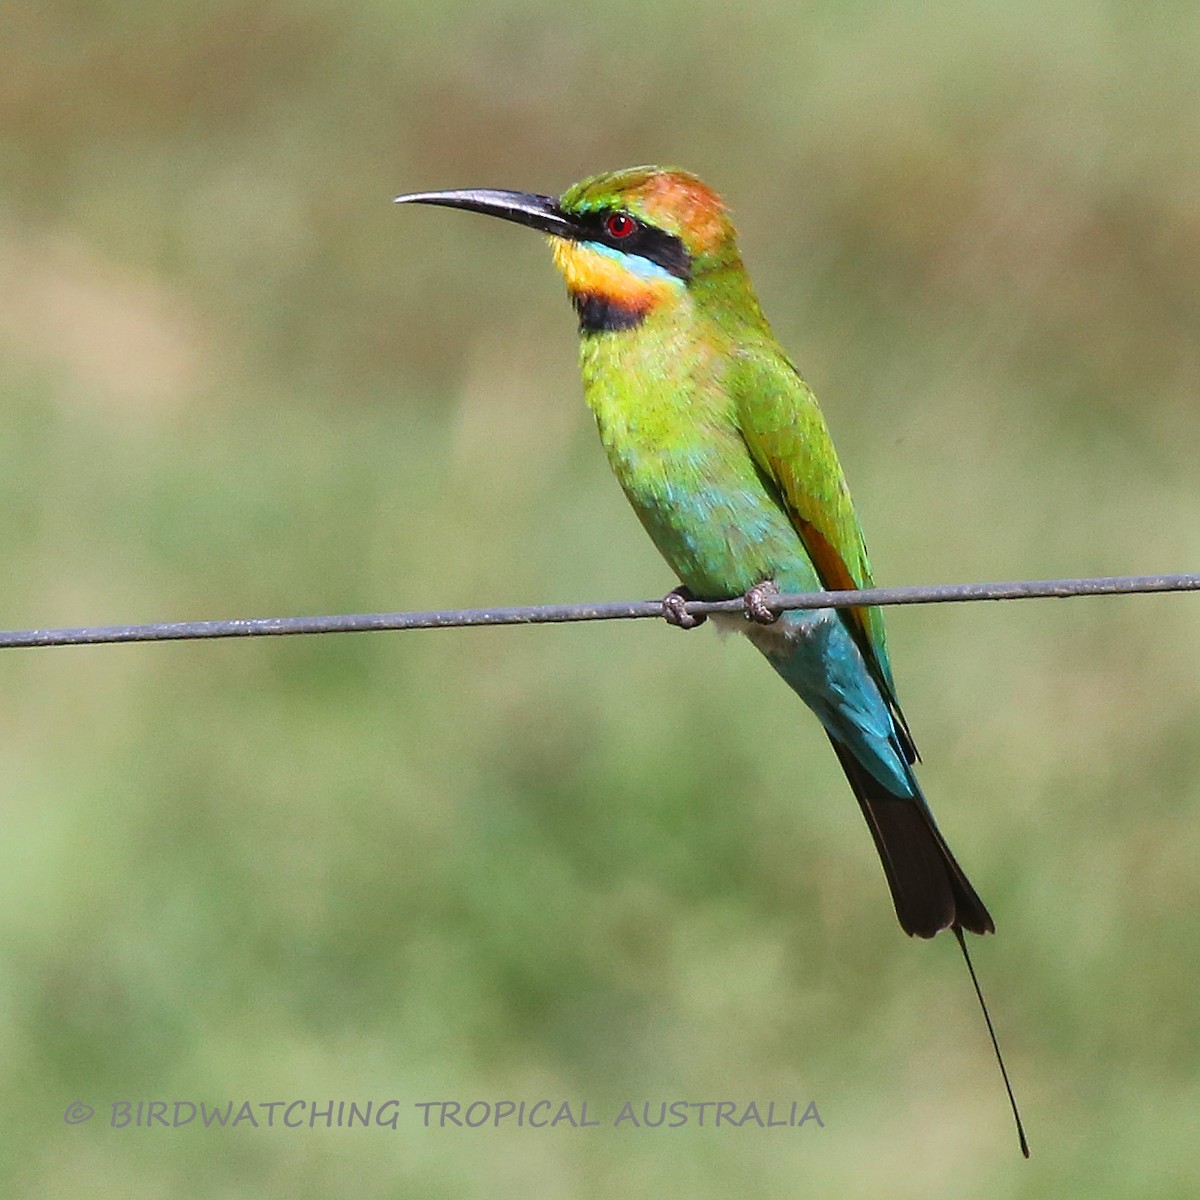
[396, 166, 1026, 1154]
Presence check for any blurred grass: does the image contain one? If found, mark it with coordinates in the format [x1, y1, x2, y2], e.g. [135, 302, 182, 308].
[2, 1, 1200, 1196]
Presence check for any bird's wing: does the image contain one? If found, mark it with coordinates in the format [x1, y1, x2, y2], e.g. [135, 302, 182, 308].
[731, 348, 916, 756]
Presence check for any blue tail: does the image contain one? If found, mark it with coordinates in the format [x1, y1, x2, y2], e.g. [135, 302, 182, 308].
[753, 609, 993, 937]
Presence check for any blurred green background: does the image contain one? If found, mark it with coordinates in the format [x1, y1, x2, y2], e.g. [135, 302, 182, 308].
[3, 1, 1200, 1195]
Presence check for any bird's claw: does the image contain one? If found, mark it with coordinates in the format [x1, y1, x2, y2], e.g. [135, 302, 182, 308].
[743, 580, 780, 624]
[661, 586, 706, 630]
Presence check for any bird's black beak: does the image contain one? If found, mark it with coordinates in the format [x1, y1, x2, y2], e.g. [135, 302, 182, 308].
[393, 188, 578, 239]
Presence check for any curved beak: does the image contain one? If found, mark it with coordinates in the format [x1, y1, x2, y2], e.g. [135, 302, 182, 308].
[393, 188, 578, 239]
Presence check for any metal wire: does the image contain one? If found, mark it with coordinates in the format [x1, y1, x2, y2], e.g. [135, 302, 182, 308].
[1, 572, 1196, 651]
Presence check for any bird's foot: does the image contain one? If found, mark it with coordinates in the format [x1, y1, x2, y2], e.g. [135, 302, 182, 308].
[661, 585, 706, 630]
[743, 579, 780, 624]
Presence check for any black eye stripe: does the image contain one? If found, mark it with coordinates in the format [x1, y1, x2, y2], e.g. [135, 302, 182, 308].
[572, 210, 692, 281]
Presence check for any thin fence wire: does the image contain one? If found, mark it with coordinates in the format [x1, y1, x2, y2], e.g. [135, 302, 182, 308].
[0, 572, 1196, 651]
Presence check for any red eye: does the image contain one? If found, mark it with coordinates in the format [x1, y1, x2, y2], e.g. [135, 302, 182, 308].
[604, 213, 636, 239]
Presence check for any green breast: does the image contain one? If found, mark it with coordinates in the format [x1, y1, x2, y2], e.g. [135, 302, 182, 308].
[577, 321, 818, 599]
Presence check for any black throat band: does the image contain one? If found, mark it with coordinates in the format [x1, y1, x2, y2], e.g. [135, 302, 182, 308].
[572, 292, 647, 334]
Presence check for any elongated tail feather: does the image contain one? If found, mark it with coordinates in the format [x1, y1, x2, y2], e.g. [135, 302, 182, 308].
[827, 736, 994, 938]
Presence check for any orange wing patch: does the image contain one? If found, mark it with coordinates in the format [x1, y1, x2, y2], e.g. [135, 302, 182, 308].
[794, 515, 875, 660]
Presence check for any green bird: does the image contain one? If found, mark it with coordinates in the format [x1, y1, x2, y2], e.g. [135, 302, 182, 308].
[396, 166, 1026, 1153]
